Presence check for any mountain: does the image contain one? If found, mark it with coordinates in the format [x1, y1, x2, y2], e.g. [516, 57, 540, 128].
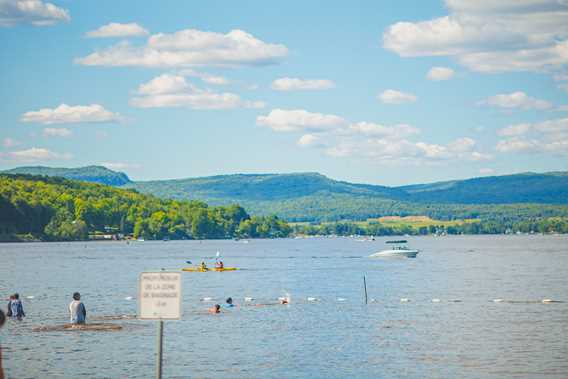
[2, 165, 131, 186]
[125, 172, 409, 203]
[398, 172, 568, 204]
[3, 166, 568, 222]
[126, 171, 568, 206]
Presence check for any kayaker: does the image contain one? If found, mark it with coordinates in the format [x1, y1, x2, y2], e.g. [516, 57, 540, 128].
[200, 261, 207, 271]
[215, 260, 224, 269]
[208, 304, 221, 314]
[69, 292, 87, 324]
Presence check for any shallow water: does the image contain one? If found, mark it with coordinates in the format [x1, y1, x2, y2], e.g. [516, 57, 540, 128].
[1, 235, 567, 378]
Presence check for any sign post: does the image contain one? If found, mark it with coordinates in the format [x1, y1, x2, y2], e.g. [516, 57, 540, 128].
[139, 272, 182, 379]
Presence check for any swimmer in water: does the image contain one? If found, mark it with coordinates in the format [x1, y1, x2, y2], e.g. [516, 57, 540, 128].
[225, 297, 234, 308]
[209, 304, 221, 314]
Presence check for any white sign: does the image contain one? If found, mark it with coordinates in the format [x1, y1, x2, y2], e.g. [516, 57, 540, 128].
[139, 272, 182, 320]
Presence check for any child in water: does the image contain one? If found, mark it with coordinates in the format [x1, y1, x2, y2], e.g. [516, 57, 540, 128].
[208, 304, 221, 314]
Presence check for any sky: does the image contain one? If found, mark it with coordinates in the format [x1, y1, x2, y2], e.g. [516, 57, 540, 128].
[1, 0, 567, 186]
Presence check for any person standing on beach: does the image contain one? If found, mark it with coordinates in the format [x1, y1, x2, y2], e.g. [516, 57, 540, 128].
[1, 309, 6, 379]
[9, 294, 25, 320]
[69, 292, 86, 324]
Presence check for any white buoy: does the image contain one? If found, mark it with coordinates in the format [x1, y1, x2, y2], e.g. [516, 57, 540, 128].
[400, 298, 410, 302]
[26, 295, 35, 299]
[124, 296, 133, 300]
[244, 297, 254, 302]
[337, 297, 346, 302]
[493, 299, 504, 303]
[370, 298, 377, 303]
[431, 298, 441, 303]
[201, 297, 213, 302]
[542, 298, 554, 303]
[307, 297, 318, 302]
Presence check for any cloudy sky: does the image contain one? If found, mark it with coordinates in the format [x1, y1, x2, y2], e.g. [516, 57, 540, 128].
[1, 0, 567, 185]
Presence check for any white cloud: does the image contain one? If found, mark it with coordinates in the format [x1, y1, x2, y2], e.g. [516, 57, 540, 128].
[0, 147, 71, 162]
[426, 66, 455, 80]
[335, 137, 487, 163]
[130, 74, 264, 110]
[258, 108, 491, 164]
[21, 104, 120, 125]
[0, 0, 70, 27]
[382, 1, 568, 74]
[498, 118, 568, 136]
[448, 137, 476, 153]
[86, 22, 149, 38]
[76, 28, 288, 68]
[271, 77, 335, 91]
[496, 117, 568, 154]
[378, 89, 417, 104]
[496, 138, 540, 153]
[2, 137, 20, 148]
[556, 105, 568, 112]
[497, 123, 531, 136]
[256, 109, 346, 132]
[42, 127, 72, 137]
[201, 75, 229, 85]
[348, 122, 419, 139]
[481, 91, 552, 110]
[100, 162, 141, 170]
[137, 74, 188, 95]
[177, 69, 231, 86]
[297, 134, 326, 148]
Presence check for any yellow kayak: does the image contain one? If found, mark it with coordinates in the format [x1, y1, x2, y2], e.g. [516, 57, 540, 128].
[182, 267, 238, 272]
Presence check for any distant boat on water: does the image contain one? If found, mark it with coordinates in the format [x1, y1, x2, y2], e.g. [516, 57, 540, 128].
[369, 240, 419, 258]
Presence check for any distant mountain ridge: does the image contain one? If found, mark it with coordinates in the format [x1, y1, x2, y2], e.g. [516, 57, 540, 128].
[3, 166, 568, 222]
[2, 165, 131, 186]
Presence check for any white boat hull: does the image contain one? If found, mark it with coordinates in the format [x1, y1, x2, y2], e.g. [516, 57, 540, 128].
[369, 249, 419, 258]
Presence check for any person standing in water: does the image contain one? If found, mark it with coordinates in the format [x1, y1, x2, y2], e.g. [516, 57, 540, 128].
[9, 294, 25, 320]
[6, 295, 13, 318]
[69, 292, 86, 324]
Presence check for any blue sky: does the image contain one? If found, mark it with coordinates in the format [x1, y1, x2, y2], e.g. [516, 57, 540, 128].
[1, 0, 567, 185]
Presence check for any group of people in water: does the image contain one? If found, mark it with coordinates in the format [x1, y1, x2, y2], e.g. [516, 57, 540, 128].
[3, 292, 87, 325]
[207, 296, 290, 314]
[1, 291, 87, 379]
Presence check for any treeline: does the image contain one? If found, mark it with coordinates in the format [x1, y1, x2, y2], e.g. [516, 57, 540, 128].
[293, 218, 568, 236]
[242, 193, 568, 223]
[0, 174, 291, 241]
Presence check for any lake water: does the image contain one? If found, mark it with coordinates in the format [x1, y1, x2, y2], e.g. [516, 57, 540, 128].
[1, 235, 567, 378]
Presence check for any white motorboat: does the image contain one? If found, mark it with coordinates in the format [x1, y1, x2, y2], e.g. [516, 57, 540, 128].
[369, 240, 419, 258]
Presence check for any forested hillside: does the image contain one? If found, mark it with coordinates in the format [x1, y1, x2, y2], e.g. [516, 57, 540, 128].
[400, 172, 568, 204]
[3, 166, 568, 224]
[3, 165, 131, 186]
[0, 174, 290, 241]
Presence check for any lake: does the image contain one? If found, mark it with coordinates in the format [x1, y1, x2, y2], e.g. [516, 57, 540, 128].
[1, 235, 567, 378]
